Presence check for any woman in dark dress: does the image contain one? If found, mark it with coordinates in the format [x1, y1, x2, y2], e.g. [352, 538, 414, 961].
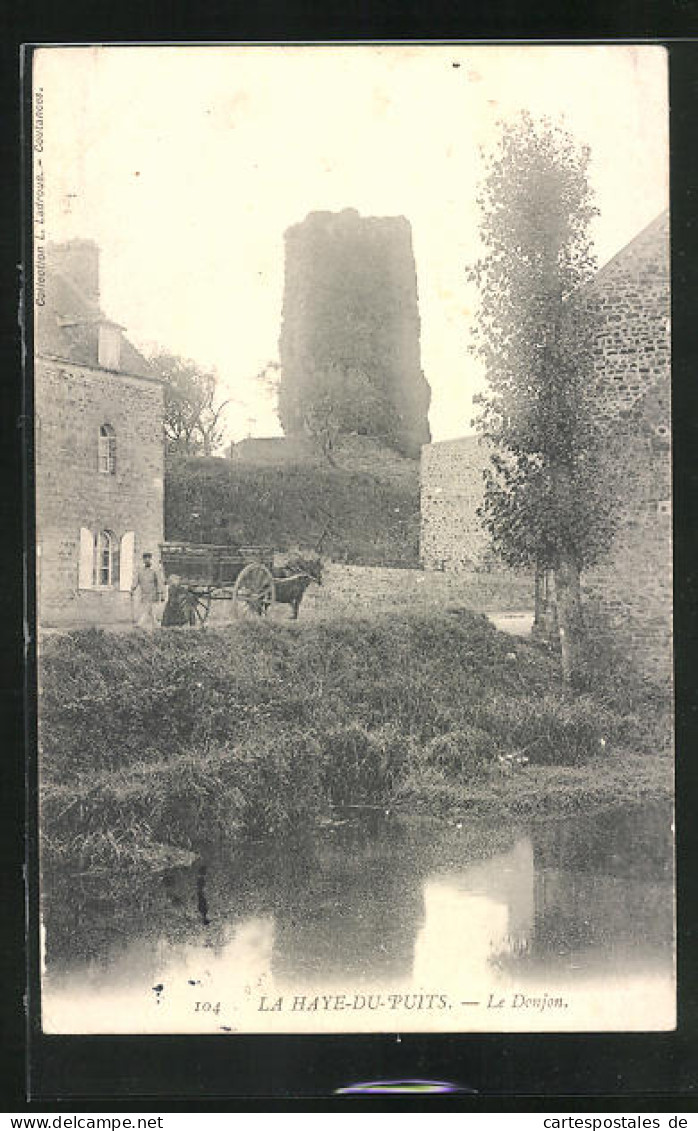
[161, 575, 190, 627]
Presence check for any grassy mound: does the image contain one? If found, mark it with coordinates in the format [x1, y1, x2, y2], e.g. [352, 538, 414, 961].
[165, 438, 420, 565]
[39, 611, 672, 876]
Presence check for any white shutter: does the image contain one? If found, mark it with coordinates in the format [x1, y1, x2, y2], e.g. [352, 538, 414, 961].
[119, 531, 135, 591]
[78, 528, 93, 590]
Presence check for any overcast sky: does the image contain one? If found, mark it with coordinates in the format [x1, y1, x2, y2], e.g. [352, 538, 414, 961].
[35, 44, 669, 443]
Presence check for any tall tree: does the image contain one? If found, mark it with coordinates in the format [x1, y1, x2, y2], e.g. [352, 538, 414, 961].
[149, 351, 231, 457]
[469, 113, 619, 687]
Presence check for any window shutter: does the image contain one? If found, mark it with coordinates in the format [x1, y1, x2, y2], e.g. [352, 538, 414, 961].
[119, 531, 135, 591]
[78, 528, 93, 590]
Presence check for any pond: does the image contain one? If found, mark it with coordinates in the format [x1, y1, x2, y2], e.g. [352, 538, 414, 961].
[40, 801, 675, 1033]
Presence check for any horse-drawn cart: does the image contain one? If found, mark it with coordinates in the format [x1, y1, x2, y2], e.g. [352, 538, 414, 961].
[159, 541, 323, 626]
[160, 542, 276, 626]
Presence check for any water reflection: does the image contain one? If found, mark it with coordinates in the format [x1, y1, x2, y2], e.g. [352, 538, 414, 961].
[521, 802, 674, 979]
[41, 803, 675, 1032]
[414, 839, 534, 990]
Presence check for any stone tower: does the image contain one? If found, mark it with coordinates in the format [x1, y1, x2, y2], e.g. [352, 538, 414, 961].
[278, 208, 431, 457]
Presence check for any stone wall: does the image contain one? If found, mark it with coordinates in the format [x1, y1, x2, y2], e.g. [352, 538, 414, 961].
[278, 208, 431, 457]
[582, 212, 670, 418]
[581, 212, 671, 680]
[420, 436, 492, 570]
[36, 360, 165, 627]
[300, 562, 533, 621]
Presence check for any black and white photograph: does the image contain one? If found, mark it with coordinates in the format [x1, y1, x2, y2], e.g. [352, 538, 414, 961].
[31, 43, 673, 1035]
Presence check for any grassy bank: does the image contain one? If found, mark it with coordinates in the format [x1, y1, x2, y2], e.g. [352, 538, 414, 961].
[165, 438, 421, 566]
[39, 610, 672, 876]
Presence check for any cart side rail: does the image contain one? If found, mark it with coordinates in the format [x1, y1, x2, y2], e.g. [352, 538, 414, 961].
[160, 542, 274, 586]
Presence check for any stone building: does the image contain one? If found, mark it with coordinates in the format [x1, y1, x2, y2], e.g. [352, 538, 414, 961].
[420, 211, 671, 677]
[35, 239, 164, 627]
[580, 211, 671, 679]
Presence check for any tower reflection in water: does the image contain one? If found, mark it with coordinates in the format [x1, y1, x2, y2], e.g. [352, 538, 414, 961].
[413, 839, 534, 990]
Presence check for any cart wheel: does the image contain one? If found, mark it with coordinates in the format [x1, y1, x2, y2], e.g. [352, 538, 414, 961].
[233, 563, 276, 619]
[186, 590, 211, 628]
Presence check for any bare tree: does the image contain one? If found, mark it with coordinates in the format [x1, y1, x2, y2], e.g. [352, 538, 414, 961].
[149, 350, 232, 457]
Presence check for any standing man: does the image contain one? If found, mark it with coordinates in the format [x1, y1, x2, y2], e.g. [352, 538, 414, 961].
[131, 551, 162, 631]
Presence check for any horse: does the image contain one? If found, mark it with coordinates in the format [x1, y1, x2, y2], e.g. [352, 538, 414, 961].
[272, 554, 323, 619]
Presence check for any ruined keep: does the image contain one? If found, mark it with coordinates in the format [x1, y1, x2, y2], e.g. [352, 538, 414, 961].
[278, 209, 431, 458]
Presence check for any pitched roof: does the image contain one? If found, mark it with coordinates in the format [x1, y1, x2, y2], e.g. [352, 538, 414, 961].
[590, 209, 669, 290]
[36, 246, 154, 381]
[584, 210, 670, 420]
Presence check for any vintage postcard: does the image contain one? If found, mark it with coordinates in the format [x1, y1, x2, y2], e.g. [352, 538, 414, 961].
[31, 43, 673, 1035]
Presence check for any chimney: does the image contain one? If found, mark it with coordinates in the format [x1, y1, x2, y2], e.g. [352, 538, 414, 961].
[48, 239, 100, 307]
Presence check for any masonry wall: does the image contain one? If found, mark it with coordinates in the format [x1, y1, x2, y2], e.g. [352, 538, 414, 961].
[420, 436, 492, 571]
[36, 359, 165, 627]
[304, 562, 533, 618]
[581, 214, 671, 681]
[583, 378, 672, 681]
[582, 213, 671, 418]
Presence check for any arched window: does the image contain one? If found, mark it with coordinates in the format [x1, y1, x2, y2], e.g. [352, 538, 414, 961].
[78, 528, 130, 590]
[94, 530, 120, 587]
[98, 424, 116, 474]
